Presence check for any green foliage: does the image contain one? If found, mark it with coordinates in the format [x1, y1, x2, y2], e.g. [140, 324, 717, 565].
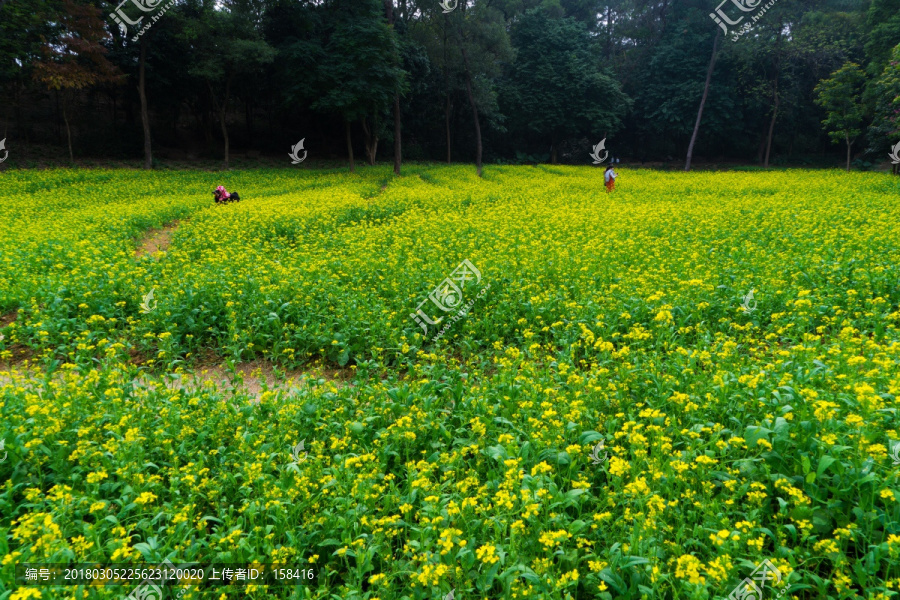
[310, 0, 404, 123]
[815, 62, 867, 148]
[2, 0, 900, 166]
[183, 10, 276, 89]
[501, 8, 629, 152]
[450, 0, 514, 116]
[0, 0, 58, 84]
[867, 43, 900, 154]
[3, 167, 900, 598]
[864, 0, 900, 77]
[628, 2, 740, 158]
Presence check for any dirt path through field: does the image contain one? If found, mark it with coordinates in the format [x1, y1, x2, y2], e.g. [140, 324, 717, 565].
[162, 360, 354, 397]
[136, 221, 182, 257]
[0, 359, 354, 400]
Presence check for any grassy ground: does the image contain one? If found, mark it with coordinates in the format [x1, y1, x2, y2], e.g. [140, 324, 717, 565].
[1, 166, 900, 599]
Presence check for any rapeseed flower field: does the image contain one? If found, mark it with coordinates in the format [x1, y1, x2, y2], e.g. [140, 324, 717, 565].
[1, 165, 900, 599]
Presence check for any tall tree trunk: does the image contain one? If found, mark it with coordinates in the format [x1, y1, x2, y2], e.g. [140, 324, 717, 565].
[763, 28, 782, 170]
[138, 35, 152, 170]
[361, 118, 378, 166]
[221, 77, 232, 169]
[55, 90, 61, 141]
[444, 17, 451, 164]
[2, 87, 11, 140]
[245, 98, 254, 146]
[605, 4, 612, 59]
[452, 8, 482, 176]
[845, 135, 851, 172]
[445, 94, 452, 163]
[756, 126, 767, 164]
[658, 0, 670, 40]
[345, 118, 355, 173]
[551, 132, 558, 164]
[393, 94, 401, 175]
[62, 96, 73, 163]
[220, 105, 229, 169]
[458, 41, 482, 177]
[385, 0, 401, 175]
[685, 29, 720, 172]
[15, 83, 25, 142]
[763, 80, 778, 169]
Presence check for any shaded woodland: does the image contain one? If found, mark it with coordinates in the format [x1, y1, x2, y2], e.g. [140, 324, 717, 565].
[1, 0, 898, 171]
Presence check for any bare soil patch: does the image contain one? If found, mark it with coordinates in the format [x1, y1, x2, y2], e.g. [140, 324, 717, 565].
[0, 361, 47, 387]
[136, 221, 182, 258]
[0, 311, 35, 370]
[0, 347, 34, 371]
[180, 359, 354, 398]
[1, 311, 16, 328]
[2, 358, 354, 403]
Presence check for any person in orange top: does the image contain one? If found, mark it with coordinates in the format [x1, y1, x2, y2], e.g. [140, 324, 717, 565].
[604, 164, 618, 193]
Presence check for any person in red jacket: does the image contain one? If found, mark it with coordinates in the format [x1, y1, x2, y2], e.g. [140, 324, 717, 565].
[604, 165, 618, 193]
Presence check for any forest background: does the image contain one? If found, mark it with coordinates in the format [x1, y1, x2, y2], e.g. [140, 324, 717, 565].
[0, 0, 898, 172]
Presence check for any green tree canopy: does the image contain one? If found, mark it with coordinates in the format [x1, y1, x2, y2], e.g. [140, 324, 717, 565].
[501, 7, 629, 163]
[815, 61, 867, 170]
[310, 0, 405, 171]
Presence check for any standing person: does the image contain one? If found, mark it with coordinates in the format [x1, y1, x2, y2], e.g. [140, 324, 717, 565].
[604, 164, 618, 193]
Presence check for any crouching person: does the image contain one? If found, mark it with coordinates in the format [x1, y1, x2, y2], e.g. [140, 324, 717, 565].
[214, 185, 241, 204]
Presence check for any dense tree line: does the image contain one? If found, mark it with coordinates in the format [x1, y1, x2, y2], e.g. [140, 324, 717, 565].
[0, 0, 898, 171]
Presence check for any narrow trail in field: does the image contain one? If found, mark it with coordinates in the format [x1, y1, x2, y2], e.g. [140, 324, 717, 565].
[175, 360, 354, 396]
[136, 221, 182, 258]
[1, 358, 354, 398]
[0, 311, 33, 370]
